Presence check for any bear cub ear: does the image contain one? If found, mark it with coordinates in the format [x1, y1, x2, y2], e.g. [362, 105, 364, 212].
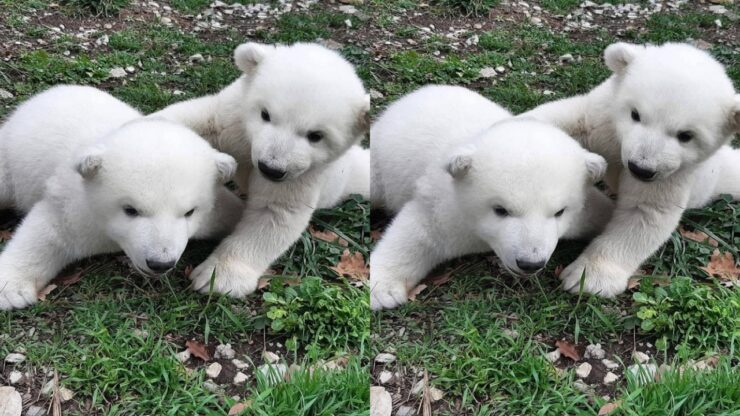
[446, 146, 476, 179]
[604, 42, 640, 74]
[728, 95, 740, 134]
[214, 152, 238, 183]
[75, 148, 104, 179]
[353, 94, 372, 137]
[584, 151, 607, 183]
[234, 42, 273, 74]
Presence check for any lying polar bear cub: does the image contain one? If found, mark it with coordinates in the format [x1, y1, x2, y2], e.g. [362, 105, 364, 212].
[522, 42, 740, 298]
[0, 86, 244, 310]
[152, 42, 370, 297]
[370, 86, 614, 310]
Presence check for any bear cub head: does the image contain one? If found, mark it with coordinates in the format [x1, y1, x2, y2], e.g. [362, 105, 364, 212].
[233, 42, 370, 182]
[75, 119, 237, 276]
[445, 119, 606, 276]
[605, 42, 740, 182]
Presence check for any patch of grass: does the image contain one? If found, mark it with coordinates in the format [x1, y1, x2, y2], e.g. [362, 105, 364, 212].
[431, 0, 500, 16]
[61, 0, 130, 16]
[269, 11, 361, 44]
[642, 12, 730, 43]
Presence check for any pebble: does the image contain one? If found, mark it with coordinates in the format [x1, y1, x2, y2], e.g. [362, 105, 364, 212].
[232, 358, 249, 369]
[176, 350, 191, 363]
[410, 379, 425, 395]
[429, 387, 444, 402]
[0, 89, 13, 99]
[125, 66, 136, 73]
[338, 5, 357, 14]
[203, 380, 219, 392]
[370, 386, 392, 416]
[495, 66, 506, 74]
[573, 379, 589, 393]
[0, 386, 22, 416]
[258, 363, 288, 385]
[603, 372, 619, 384]
[374, 353, 396, 364]
[584, 343, 605, 359]
[576, 362, 592, 378]
[233, 371, 248, 385]
[8, 370, 23, 385]
[479, 67, 497, 78]
[369, 89, 384, 100]
[545, 349, 561, 363]
[396, 406, 416, 416]
[109, 67, 127, 78]
[559, 53, 575, 64]
[215, 343, 236, 359]
[378, 370, 393, 384]
[263, 351, 280, 364]
[206, 362, 222, 379]
[627, 363, 657, 384]
[632, 351, 649, 364]
[602, 358, 620, 369]
[189, 53, 205, 64]
[26, 406, 46, 416]
[4, 353, 26, 364]
[59, 388, 74, 402]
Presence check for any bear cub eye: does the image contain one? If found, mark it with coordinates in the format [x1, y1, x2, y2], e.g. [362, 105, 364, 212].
[630, 109, 641, 122]
[676, 131, 694, 143]
[493, 206, 509, 217]
[123, 206, 139, 217]
[185, 208, 196, 217]
[554, 208, 566, 217]
[307, 131, 324, 143]
[260, 109, 271, 122]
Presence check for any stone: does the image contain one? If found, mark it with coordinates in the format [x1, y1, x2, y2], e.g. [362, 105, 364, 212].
[233, 371, 248, 385]
[559, 53, 574, 64]
[189, 53, 204, 64]
[8, 371, 23, 385]
[369, 89, 384, 100]
[545, 349, 561, 363]
[429, 387, 444, 402]
[374, 353, 396, 364]
[206, 362, 222, 379]
[603, 372, 619, 384]
[396, 406, 416, 416]
[175, 350, 191, 363]
[576, 362, 592, 379]
[410, 378, 425, 395]
[370, 386, 392, 416]
[232, 358, 249, 369]
[4, 353, 26, 364]
[258, 363, 288, 385]
[479, 67, 497, 78]
[627, 363, 657, 384]
[203, 380, 219, 392]
[263, 351, 280, 364]
[59, 387, 74, 402]
[632, 351, 649, 364]
[125, 66, 136, 73]
[378, 370, 393, 384]
[0, 89, 13, 99]
[338, 5, 357, 14]
[602, 359, 620, 370]
[0, 386, 22, 416]
[109, 67, 127, 78]
[573, 379, 589, 393]
[26, 406, 46, 416]
[584, 344, 605, 359]
[495, 66, 506, 74]
[215, 343, 236, 359]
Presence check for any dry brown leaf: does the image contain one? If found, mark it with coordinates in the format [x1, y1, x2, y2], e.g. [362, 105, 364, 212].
[309, 226, 348, 246]
[330, 249, 369, 281]
[37, 284, 58, 301]
[0, 229, 13, 242]
[679, 226, 718, 246]
[555, 340, 580, 361]
[370, 229, 383, 242]
[598, 401, 622, 415]
[53, 270, 82, 286]
[228, 401, 252, 415]
[701, 249, 740, 281]
[628, 277, 641, 290]
[554, 265, 564, 278]
[185, 340, 210, 361]
[426, 271, 452, 287]
[184, 265, 194, 279]
[407, 284, 427, 301]
[258, 277, 271, 290]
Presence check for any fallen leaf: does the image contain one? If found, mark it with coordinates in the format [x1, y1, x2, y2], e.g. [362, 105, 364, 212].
[370, 229, 383, 241]
[598, 401, 622, 415]
[426, 271, 452, 286]
[228, 401, 252, 415]
[555, 340, 580, 361]
[407, 284, 427, 301]
[700, 249, 740, 281]
[309, 226, 348, 246]
[185, 340, 210, 361]
[330, 249, 369, 281]
[184, 265, 194, 278]
[37, 284, 58, 301]
[628, 277, 641, 289]
[52, 271, 82, 286]
[554, 265, 564, 278]
[0, 229, 12, 242]
[679, 226, 718, 246]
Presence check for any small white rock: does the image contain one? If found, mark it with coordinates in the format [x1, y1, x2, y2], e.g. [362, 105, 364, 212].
[374, 353, 396, 364]
[0, 386, 22, 416]
[495, 65, 506, 74]
[233, 371, 248, 385]
[369, 89, 384, 100]
[396, 406, 416, 416]
[576, 362, 592, 379]
[125, 66, 136, 73]
[59, 387, 74, 402]
[203, 380, 219, 392]
[175, 350, 191, 363]
[545, 349, 561, 363]
[559, 53, 575, 63]
[258, 363, 288, 385]
[378, 370, 393, 384]
[0, 88, 14, 99]
[502, 329, 519, 339]
[603, 371, 619, 384]
[5, 353, 26, 364]
[189, 53, 204, 64]
[602, 358, 620, 370]
[410, 378, 425, 395]
[573, 379, 590, 393]
[215, 343, 235, 359]
[370, 386, 392, 416]
[584, 343, 605, 359]
[263, 351, 280, 364]
[232, 358, 249, 369]
[26, 405, 46, 416]
[479, 67, 497, 78]
[206, 362, 222, 379]
[627, 363, 657, 384]
[429, 387, 444, 402]
[632, 351, 650, 364]
[41, 380, 55, 396]
[109, 67, 127, 78]
[9, 370, 23, 385]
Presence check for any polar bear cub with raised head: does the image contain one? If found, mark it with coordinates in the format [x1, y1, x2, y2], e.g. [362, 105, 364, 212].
[0, 86, 243, 310]
[370, 86, 614, 310]
[151, 42, 370, 297]
[522, 42, 740, 298]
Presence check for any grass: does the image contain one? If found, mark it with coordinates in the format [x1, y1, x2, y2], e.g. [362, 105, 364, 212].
[0, 1, 370, 414]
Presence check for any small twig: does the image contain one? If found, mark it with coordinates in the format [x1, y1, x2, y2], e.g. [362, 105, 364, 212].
[52, 371, 62, 416]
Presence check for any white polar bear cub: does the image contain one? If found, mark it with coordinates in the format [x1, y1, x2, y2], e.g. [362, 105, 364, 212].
[370, 86, 614, 310]
[0, 86, 243, 310]
[151, 42, 370, 297]
[522, 42, 740, 298]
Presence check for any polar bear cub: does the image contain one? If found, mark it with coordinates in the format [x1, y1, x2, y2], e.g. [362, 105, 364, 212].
[370, 86, 613, 310]
[522, 42, 740, 298]
[0, 86, 243, 310]
[151, 42, 370, 298]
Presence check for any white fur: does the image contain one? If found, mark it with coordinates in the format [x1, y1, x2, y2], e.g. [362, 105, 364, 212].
[151, 42, 370, 297]
[0, 86, 244, 310]
[370, 86, 614, 310]
[522, 42, 740, 297]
